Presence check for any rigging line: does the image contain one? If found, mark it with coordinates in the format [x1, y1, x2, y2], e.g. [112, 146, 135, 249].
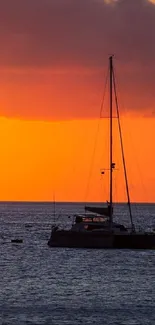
[112, 65, 135, 232]
[84, 66, 109, 202]
[110, 64, 138, 203]
[113, 66, 148, 207]
[99, 66, 109, 118]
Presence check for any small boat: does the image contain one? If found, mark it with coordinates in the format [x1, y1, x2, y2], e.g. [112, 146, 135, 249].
[25, 224, 33, 228]
[48, 56, 155, 249]
[11, 239, 23, 243]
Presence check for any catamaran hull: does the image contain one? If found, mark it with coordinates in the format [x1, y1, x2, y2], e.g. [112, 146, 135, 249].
[48, 231, 155, 249]
[114, 233, 155, 249]
[48, 230, 113, 248]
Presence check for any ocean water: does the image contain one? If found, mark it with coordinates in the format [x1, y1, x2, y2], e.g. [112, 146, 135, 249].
[0, 202, 155, 325]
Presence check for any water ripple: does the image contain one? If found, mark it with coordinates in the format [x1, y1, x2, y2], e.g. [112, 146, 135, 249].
[0, 202, 155, 324]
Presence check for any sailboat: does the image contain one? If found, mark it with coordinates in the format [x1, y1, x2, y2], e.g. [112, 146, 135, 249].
[48, 56, 155, 249]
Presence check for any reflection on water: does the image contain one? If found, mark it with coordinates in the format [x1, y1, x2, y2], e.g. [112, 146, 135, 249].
[0, 202, 155, 324]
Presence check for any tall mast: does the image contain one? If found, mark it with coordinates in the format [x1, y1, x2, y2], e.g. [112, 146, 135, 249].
[112, 67, 135, 232]
[109, 56, 113, 226]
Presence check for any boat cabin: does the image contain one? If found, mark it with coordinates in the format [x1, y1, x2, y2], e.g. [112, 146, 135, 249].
[71, 214, 127, 233]
[75, 214, 107, 224]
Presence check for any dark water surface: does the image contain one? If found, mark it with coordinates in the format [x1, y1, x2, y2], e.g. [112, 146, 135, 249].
[0, 202, 155, 325]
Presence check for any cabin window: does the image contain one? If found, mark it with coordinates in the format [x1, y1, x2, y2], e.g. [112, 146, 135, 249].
[82, 218, 92, 222]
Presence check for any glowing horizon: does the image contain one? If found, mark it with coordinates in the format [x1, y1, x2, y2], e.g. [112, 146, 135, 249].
[0, 116, 154, 203]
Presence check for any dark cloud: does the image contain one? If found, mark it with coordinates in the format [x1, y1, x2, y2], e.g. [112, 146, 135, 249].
[0, 0, 155, 67]
[0, 0, 155, 119]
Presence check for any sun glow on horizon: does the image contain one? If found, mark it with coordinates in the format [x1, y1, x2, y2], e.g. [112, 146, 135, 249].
[148, 0, 155, 4]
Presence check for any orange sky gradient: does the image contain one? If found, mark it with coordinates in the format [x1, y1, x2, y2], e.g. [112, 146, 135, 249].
[0, 0, 155, 202]
[0, 116, 155, 202]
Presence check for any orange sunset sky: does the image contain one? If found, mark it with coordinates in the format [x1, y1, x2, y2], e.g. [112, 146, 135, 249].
[0, 0, 155, 202]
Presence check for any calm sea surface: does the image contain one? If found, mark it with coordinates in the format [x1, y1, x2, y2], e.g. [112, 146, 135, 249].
[0, 202, 155, 325]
